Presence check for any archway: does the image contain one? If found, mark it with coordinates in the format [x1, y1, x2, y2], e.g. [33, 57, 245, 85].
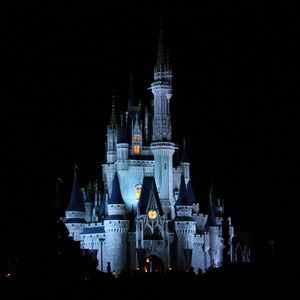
[144, 255, 164, 273]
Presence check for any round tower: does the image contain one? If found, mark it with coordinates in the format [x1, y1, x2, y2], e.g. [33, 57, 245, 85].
[64, 165, 86, 241]
[206, 187, 221, 267]
[104, 172, 129, 276]
[174, 175, 196, 271]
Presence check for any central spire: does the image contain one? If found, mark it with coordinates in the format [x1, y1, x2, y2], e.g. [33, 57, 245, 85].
[153, 16, 172, 83]
[150, 16, 173, 141]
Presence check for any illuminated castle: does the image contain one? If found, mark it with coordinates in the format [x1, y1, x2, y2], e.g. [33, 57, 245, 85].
[63, 26, 237, 275]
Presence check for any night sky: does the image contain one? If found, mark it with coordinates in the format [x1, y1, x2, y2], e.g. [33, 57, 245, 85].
[1, 1, 298, 268]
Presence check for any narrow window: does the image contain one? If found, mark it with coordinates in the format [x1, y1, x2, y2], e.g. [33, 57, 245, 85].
[136, 186, 142, 200]
[134, 145, 140, 154]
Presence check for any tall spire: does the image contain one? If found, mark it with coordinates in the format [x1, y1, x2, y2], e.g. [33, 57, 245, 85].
[156, 16, 165, 73]
[66, 164, 85, 212]
[153, 14, 172, 82]
[110, 91, 117, 125]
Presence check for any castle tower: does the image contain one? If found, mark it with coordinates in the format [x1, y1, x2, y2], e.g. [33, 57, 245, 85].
[150, 23, 175, 218]
[64, 165, 86, 241]
[150, 22, 173, 142]
[174, 174, 196, 271]
[206, 186, 222, 267]
[104, 172, 129, 275]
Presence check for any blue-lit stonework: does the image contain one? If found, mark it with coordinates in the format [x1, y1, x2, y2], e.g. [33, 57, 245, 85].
[64, 28, 237, 276]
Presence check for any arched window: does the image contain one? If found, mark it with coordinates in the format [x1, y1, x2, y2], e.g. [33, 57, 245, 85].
[136, 186, 142, 199]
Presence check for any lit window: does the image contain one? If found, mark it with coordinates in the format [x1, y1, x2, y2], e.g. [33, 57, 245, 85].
[134, 145, 140, 154]
[136, 186, 142, 199]
[134, 135, 140, 141]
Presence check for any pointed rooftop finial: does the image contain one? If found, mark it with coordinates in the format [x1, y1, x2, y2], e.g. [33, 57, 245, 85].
[74, 162, 79, 181]
[110, 90, 117, 125]
[156, 22, 165, 72]
[181, 138, 189, 163]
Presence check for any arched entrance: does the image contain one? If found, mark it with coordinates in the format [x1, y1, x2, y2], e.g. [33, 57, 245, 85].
[144, 255, 164, 273]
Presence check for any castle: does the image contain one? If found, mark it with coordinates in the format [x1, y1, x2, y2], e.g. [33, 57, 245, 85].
[63, 26, 236, 276]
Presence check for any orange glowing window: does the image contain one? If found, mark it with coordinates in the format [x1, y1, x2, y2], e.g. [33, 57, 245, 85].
[134, 145, 140, 154]
[136, 186, 142, 200]
[134, 135, 140, 141]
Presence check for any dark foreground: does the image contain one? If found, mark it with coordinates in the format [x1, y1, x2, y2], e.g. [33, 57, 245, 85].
[1, 261, 298, 300]
[1, 220, 298, 299]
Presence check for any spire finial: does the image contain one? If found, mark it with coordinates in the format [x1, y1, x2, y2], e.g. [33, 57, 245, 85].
[74, 162, 79, 181]
[156, 15, 165, 73]
[110, 90, 117, 125]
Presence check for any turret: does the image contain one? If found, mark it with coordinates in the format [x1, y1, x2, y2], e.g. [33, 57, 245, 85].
[181, 138, 190, 184]
[174, 174, 196, 271]
[117, 113, 129, 171]
[84, 181, 93, 223]
[104, 172, 129, 275]
[206, 186, 221, 267]
[64, 165, 86, 241]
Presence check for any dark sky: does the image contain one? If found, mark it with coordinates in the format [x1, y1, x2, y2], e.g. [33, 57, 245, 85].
[1, 1, 298, 265]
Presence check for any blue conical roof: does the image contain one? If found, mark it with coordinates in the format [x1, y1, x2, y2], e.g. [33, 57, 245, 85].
[108, 173, 125, 205]
[100, 188, 108, 216]
[186, 180, 196, 204]
[85, 187, 93, 203]
[175, 175, 192, 207]
[66, 178, 85, 212]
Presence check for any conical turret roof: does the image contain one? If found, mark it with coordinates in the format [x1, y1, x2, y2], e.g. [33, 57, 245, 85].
[175, 174, 192, 207]
[108, 172, 125, 205]
[186, 180, 196, 204]
[66, 171, 85, 212]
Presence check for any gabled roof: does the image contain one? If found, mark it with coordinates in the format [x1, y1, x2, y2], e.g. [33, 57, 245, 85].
[138, 177, 163, 215]
[186, 180, 196, 204]
[175, 174, 192, 207]
[107, 172, 125, 205]
[66, 178, 85, 212]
